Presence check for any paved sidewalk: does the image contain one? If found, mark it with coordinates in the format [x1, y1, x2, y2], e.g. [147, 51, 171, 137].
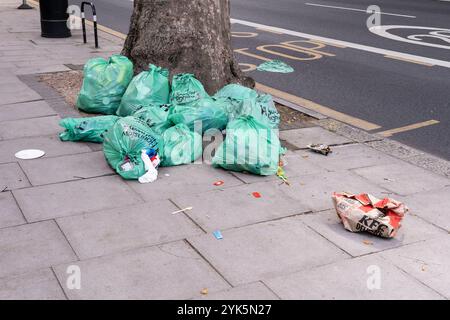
[0, 3, 449, 300]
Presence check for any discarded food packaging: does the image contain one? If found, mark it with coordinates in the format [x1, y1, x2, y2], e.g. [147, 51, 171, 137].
[307, 144, 332, 156]
[332, 192, 408, 238]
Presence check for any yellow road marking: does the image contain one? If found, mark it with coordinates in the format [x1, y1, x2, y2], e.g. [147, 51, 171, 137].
[256, 28, 284, 35]
[281, 40, 335, 57]
[234, 48, 272, 61]
[255, 83, 381, 131]
[257, 44, 323, 61]
[384, 55, 434, 67]
[239, 63, 257, 72]
[86, 21, 127, 40]
[378, 120, 439, 137]
[232, 32, 259, 38]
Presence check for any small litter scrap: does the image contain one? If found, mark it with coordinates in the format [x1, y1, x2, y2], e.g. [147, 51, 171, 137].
[138, 149, 160, 184]
[252, 192, 262, 198]
[171, 207, 193, 215]
[213, 230, 223, 240]
[257, 60, 294, 73]
[276, 166, 290, 185]
[307, 144, 332, 156]
[332, 192, 408, 238]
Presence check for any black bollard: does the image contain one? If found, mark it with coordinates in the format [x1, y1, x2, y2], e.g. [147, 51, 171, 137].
[39, 0, 71, 38]
[18, 0, 33, 9]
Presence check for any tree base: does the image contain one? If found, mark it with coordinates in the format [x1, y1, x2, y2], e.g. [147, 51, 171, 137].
[122, 0, 254, 94]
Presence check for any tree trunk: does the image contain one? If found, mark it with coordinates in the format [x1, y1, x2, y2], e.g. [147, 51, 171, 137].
[122, 0, 254, 94]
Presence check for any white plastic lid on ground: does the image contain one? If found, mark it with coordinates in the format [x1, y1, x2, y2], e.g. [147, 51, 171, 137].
[14, 149, 46, 160]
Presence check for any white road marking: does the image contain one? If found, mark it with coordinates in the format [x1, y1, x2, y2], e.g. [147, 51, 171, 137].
[369, 25, 450, 50]
[305, 2, 416, 18]
[230, 18, 450, 69]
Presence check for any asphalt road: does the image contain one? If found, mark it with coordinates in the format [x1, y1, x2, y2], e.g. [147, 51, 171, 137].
[71, 0, 450, 160]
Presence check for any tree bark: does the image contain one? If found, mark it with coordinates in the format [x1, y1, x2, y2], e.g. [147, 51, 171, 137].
[122, 0, 254, 94]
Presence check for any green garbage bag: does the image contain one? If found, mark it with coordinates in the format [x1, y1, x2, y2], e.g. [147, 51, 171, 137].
[214, 84, 258, 101]
[212, 115, 281, 176]
[116, 64, 170, 117]
[168, 98, 228, 133]
[224, 96, 280, 129]
[214, 84, 280, 128]
[257, 60, 294, 73]
[103, 117, 162, 180]
[77, 55, 133, 115]
[160, 124, 202, 167]
[170, 73, 209, 105]
[59, 115, 119, 143]
[132, 104, 173, 135]
[253, 94, 280, 129]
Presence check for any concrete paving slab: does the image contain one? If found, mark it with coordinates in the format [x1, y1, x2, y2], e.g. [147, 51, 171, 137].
[0, 55, 46, 64]
[13, 175, 143, 222]
[19, 151, 113, 186]
[53, 241, 230, 300]
[279, 127, 351, 149]
[280, 171, 393, 212]
[0, 135, 91, 164]
[0, 191, 26, 228]
[196, 282, 279, 300]
[264, 254, 443, 300]
[353, 163, 450, 196]
[296, 144, 402, 172]
[381, 236, 450, 299]
[57, 200, 203, 259]
[0, 220, 77, 278]
[0, 62, 14, 69]
[0, 268, 66, 300]
[300, 210, 446, 257]
[230, 150, 327, 184]
[0, 100, 56, 122]
[0, 162, 30, 190]
[0, 115, 61, 140]
[0, 92, 42, 106]
[400, 187, 450, 231]
[173, 181, 309, 232]
[188, 216, 349, 285]
[127, 164, 244, 202]
[0, 81, 36, 93]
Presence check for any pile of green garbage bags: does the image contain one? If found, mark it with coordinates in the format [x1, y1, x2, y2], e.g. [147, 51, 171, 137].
[60, 54, 283, 181]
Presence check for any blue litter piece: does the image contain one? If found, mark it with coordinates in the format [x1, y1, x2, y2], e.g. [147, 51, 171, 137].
[213, 230, 223, 240]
